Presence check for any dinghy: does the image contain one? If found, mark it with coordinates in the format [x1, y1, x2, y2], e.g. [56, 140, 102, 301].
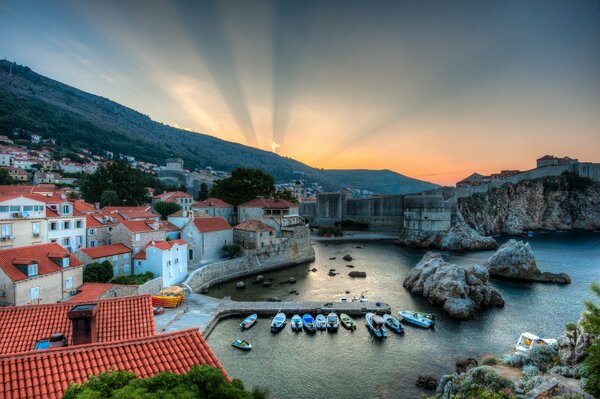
[515, 332, 557, 352]
[291, 314, 303, 331]
[302, 314, 316, 333]
[270, 312, 286, 333]
[315, 314, 327, 330]
[340, 313, 356, 330]
[399, 311, 435, 329]
[240, 314, 257, 331]
[383, 314, 404, 334]
[231, 340, 252, 351]
[326, 312, 339, 332]
[365, 312, 387, 338]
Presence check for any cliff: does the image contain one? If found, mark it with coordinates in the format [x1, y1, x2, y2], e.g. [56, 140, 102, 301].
[458, 174, 600, 236]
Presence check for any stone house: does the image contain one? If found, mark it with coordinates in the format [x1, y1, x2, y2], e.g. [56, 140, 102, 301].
[0, 242, 83, 306]
[192, 198, 233, 224]
[238, 198, 301, 232]
[76, 243, 133, 277]
[85, 213, 121, 247]
[110, 220, 167, 255]
[152, 191, 194, 211]
[133, 239, 188, 286]
[233, 219, 276, 250]
[7, 166, 28, 182]
[181, 217, 232, 266]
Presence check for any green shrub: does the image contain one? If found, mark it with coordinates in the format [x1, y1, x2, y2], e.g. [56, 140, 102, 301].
[574, 363, 589, 379]
[223, 244, 242, 259]
[583, 343, 600, 397]
[482, 357, 498, 366]
[551, 365, 574, 378]
[565, 322, 577, 331]
[502, 352, 527, 368]
[528, 345, 559, 372]
[521, 375, 549, 393]
[154, 201, 182, 220]
[334, 219, 369, 230]
[83, 261, 114, 283]
[111, 272, 154, 285]
[521, 365, 539, 379]
[317, 226, 342, 236]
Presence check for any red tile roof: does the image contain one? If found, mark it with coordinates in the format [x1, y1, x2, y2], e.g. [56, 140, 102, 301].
[120, 220, 158, 233]
[192, 217, 232, 233]
[234, 219, 275, 232]
[193, 197, 232, 209]
[239, 198, 298, 209]
[0, 328, 228, 399]
[153, 191, 193, 202]
[73, 200, 97, 213]
[118, 210, 158, 220]
[133, 239, 187, 260]
[102, 206, 151, 213]
[65, 283, 115, 302]
[0, 295, 155, 355]
[78, 244, 132, 259]
[0, 243, 83, 282]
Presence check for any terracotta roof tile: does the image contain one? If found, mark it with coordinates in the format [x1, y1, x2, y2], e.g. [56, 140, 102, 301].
[0, 243, 82, 282]
[102, 206, 151, 213]
[78, 244, 132, 259]
[153, 191, 192, 202]
[193, 198, 232, 209]
[133, 240, 187, 260]
[239, 198, 298, 209]
[192, 217, 232, 233]
[65, 283, 115, 302]
[234, 219, 275, 232]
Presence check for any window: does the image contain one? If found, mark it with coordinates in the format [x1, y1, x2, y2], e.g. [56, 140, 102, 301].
[1, 224, 11, 237]
[62, 237, 70, 247]
[0, 206, 8, 212]
[28, 263, 38, 276]
[9, 206, 20, 212]
[89, 240, 97, 247]
[50, 222, 57, 231]
[88, 228, 96, 235]
[112, 255, 118, 262]
[29, 286, 40, 301]
[65, 276, 73, 289]
[63, 221, 70, 229]
[32, 222, 41, 236]
[167, 260, 171, 266]
[23, 205, 34, 212]
[76, 220, 83, 228]
[76, 236, 83, 245]
[188, 249, 194, 260]
[175, 257, 179, 264]
[135, 233, 140, 241]
[61, 204, 71, 215]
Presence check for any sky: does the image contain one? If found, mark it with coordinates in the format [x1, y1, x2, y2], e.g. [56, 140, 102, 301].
[1, 0, 599, 185]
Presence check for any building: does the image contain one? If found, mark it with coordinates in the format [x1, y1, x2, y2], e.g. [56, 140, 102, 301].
[403, 195, 452, 232]
[167, 209, 205, 229]
[0, 242, 83, 306]
[0, 152, 12, 166]
[181, 217, 232, 266]
[537, 155, 579, 168]
[59, 160, 84, 174]
[233, 219, 276, 250]
[76, 243, 133, 277]
[456, 172, 490, 187]
[192, 197, 233, 223]
[133, 239, 188, 286]
[110, 220, 168, 255]
[0, 194, 47, 250]
[153, 191, 194, 211]
[85, 213, 120, 247]
[32, 171, 76, 185]
[238, 198, 301, 231]
[43, 194, 87, 253]
[6, 166, 28, 181]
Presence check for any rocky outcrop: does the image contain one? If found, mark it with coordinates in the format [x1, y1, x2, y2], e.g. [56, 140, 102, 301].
[403, 252, 504, 319]
[557, 315, 595, 365]
[483, 239, 570, 284]
[459, 175, 600, 236]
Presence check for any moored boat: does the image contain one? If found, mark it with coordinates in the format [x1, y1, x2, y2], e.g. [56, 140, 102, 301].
[340, 313, 356, 330]
[240, 314, 257, 331]
[326, 312, 339, 332]
[270, 312, 286, 333]
[302, 314, 316, 333]
[291, 314, 303, 331]
[515, 332, 557, 352]
[383, 314, 404, 334]
[231, 340, 252, 351]
[365, 312, 387, 338]
[315, 314, 327, 330]
[340, 297, 349, 303]
[398, 311, 435, 329]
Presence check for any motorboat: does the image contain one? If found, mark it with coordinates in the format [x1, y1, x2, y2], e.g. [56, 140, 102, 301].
[240, 314, 257, 331]
[365, 312, 387, 338]
[340, 297, 349, 303]
[231, 340, 252, 351]
[399, 311, 435, 329]
[270, 312, 286, 333]
[340, 313, 356, 330]
[383, 314, 404, 334]
[352, 291, 369, 302]
[515, 332, 557, 352]
[326, 312, 339, 332]
[302, 314, 316, 333]
[291, 314, 303, 331]
[315, 314, 327, 330]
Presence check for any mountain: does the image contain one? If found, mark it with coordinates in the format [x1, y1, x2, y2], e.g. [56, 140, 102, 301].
[0, 60, 437, 194]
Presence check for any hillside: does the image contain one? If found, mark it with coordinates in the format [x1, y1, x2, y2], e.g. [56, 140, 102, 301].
[0, 60, 437, 194]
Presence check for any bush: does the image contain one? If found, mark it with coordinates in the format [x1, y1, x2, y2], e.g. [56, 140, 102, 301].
[565, 322, 578, 331]
[551, 365, 574, 378]
[317, 226, 342, 237]
[502, 352, 528, 368]
[459, 366, 515, 397]
[83, 261, 113, 283]
[154, 201, 182, 220]
[223, 244, 242, 259]
[521, 375, 549, 393]
[482, 357, 498, 366]
[521, 365, 539, 379]
[111, 272, 154, 285]
[573, 363, 589, 379]
[583, 343, 600, 397]
[528, 344, 559, 372]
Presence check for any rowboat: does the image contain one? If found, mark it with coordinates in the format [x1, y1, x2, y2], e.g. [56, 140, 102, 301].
[326, 312, 339, 332]
[315, 314, 327, 330]
[383, 314, 404, 334]
[291, 314, 303, 331]
[365, 312, 387, 338]
[515, 332, 557, 352]
[398, 311, 435, 329]
[302, 314, 317, 333]
[340, 313, 356, 330]
[270, 312, 286, 333]
[240, 314, 257, 331]
[231, 340, 252, 351]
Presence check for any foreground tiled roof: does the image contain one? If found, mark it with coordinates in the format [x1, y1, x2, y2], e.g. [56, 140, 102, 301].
[239, 198, 298, 209]
[234, 219, 275, 232]
[193, 197, 232, 209]
[78, 244, 132, 259]
[0, 328, 228, 399]
[120, 220, 158, 233]
[133, 239, 187, 260]
[0, 295, 155, 355]
[192, 217, 232, 233]
[73, 200, 97, 213]
[65, 283, 115, 302]
[0, 243, 83, 282]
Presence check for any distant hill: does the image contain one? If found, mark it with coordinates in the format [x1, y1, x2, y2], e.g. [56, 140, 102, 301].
[0, 60, 437, 195]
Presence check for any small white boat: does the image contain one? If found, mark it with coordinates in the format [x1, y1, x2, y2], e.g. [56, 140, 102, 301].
[315, 314, 327, 330]
[399, 311, 435, 329]
[366, 312, 387, 338]
[291, 314, 303, 331]
[270, 312, 286, 333]
[240, 314, 257, 331]
[340, 297, 349, 303]
[231, 340, 252, 351]
[515, 332, 557, 352]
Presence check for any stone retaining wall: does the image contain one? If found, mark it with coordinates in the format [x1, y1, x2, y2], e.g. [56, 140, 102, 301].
[98, 277, 164, 299]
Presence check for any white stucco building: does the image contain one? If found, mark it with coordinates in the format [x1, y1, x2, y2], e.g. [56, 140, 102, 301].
[181, 216, 232, 266]
[192, 198, 233, 224]
[133, 239, 188, 286]
[238, 198, 301, 232]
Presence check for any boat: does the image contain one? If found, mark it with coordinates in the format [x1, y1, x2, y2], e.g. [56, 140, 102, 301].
[515, 332, 558, 352]
[151, 286, 185, 308]
[326, 312, 339, 332]
[413, 311, 436, 321]
[240, 314, 257, 331]
[399, 311, 435, 329]
[270, 312, 286, 333]
[383, 314, 404, 334]
[340, 297, 349, 303]
[352, 291, 369, 302]
[231, 340, 252, 351]
[302, 314, 317, 333]
[365, 312, 387, 338]
[340, 313, 356, 330]
[315, 314, 327, 330]
[291, 314, 303, 331]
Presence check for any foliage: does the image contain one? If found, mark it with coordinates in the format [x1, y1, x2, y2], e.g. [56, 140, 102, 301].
[573, 363, 589, 379]
[154, 201, 182, 220]
[100, 190, 119, 206]
[79, 161, 150, 206]
[111, 272, 154, 285]
[209, 168, 276, 207]
[581, 282, 600, 335]
[565, 322, 578, 331]
[223, 244, 242, 259]
[582, 283, 600, 397]
[334, 219, 369, 230]
[521, 365, 539, 379]
[83, 261, 114, 283]
[520, 375, 549, 393]
[551, 365, 574, 378]
[481, 357, 498, 366]
[0, 168, 13, 185]
[197, 183, 209, 201]
[431, 366, 517, 399]
[317, 226, 343, 237]
[501, 352, 528, 368]
[274, 189, 297, 203]
[527, 345, 559, 372]
[63, 364, 267, 399]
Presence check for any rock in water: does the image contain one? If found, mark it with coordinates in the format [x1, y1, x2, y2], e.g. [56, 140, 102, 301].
[455, 358, 479, 373]
[348, 271, 367, 278]
[416, 375, 438, 390]
[235, 281, 245, 290]
[483, 239, 570, 284]
[343, 254, 353, 261]
[403, 252, 504, 319]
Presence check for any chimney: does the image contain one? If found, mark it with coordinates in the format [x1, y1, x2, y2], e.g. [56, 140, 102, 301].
[95, 202, 100, 210]
[67, 304, 98, 345]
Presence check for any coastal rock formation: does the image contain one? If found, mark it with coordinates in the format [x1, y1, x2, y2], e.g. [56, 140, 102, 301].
[403, 252, 504, 319]
[455, 358, 479, 373]
[416, 375, 438, 390]
[348, 271, 366, 278]
[343, 254, 353, 261]
[483, 239, 570, 284]
[459, 175, 600, 236]
[557, 315, 595, 365]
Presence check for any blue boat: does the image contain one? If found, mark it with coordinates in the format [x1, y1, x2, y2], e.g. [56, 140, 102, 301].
[315, 314, 327, 330]
[240, 314, 257, 331]
[326, 312, 339, 332]
[302, 314, 316, 333]
[383, 314, 404, 334]
[270, 312, 286, 333]
[291, 314, 303, 331]
[399, 311, 435, 329]
[231, 340, 252, 351]
[365, 312, 387, 338]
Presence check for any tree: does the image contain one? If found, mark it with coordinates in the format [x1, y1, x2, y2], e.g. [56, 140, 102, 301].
[274, 189, 297, 203]
[79, 161, 149, 206]
[209, 168, 276, 207]
[62, 365, 267, 399]
[83, 261, 114, 283]
[198, 182, 209, 201]
[154, 201, 181, 220]
[223, 244, 242, 259]
[582, 282, 600, 397]
[0, 168, 13, 185]
[100, 190, 119, 206]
